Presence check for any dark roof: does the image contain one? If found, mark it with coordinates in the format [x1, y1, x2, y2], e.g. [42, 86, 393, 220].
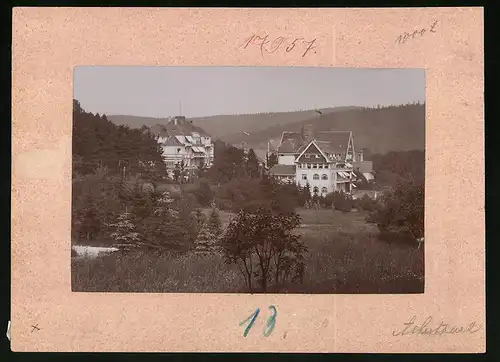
[150, 124, 170, 138]
[277, 132, 306, 153]
[280, 131, 303, 144]
[295, 143, 308, 154]
[269, 164, 296, 176]
[277, 139, 297, 153]
[162, 136, 184, 146]
[315, 131, 351, 156]
[149, 119, 210, 138]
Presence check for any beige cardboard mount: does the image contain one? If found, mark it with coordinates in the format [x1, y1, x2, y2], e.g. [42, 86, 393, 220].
[11, 7, 484, 353]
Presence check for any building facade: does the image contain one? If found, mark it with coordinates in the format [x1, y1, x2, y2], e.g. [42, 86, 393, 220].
[269, 127, 373, 196]
[152, 116, 215, 171]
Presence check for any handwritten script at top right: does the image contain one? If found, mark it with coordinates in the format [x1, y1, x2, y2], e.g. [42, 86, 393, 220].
[395, 20, 438, 45]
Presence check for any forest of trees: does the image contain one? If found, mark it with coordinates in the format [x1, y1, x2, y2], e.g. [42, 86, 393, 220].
[72, 100, 199, 248]
[224, 103, 425, 154]
[72, 100, 312, 249]
[72, 97, 424, 249]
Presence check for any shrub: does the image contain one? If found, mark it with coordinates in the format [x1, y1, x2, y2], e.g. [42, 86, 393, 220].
[214, 177, 264, 212]
[327, 191, 354, 212]
[183, 177, 214, 207]
[221, 208, 307, 293]
[214, 176, 303, 214]
[354, 195, 380, 212]
[366, 177, 424, 245]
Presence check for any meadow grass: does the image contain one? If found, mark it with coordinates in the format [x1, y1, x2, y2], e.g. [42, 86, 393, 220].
[72, 251, 243, 293]
[72, 208, 424, 293]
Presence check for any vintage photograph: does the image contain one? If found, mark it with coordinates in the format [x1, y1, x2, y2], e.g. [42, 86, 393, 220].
[71, 66, 425, 294]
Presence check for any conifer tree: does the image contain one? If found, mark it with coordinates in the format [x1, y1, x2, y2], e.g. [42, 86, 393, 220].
[108, 211, 140, 251]
[207, 204, 222, 239]
[246, 148, 260, 178]
[194, 222, 218, 255]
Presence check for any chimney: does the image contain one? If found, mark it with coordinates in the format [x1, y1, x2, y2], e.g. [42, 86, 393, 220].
[358, 150, 364, 162]
[173, 116, 185, 125]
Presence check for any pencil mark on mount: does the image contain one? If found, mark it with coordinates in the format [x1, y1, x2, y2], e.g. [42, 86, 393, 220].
[31, 324, 40, 332]
[392, 316, 481, 336]
[238, 34, 318, 58]
[395, 20, 438, 45]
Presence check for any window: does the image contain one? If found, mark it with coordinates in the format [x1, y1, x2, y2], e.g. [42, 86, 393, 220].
[313, 164, 318, 169]
[305, 154, 310, 158]
[313, 174, 319, 180]
[307, 164, 312, 169]
[177, 148, 181, 153]
[313, 186, 319, 195]
[316, 154, 321, 158]
[321, 187, 328, 194]
[319, 164, 323, 169]
[322, 174, 328, 180]
[302, 174, 307, 180]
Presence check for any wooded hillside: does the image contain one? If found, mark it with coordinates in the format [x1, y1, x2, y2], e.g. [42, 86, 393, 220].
[107, 107, 360, 139]
[224, 103, 425, 154]
[107, 103, 424, 154]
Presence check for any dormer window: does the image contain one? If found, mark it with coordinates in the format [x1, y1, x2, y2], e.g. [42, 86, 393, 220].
[305, 154, 310, 158]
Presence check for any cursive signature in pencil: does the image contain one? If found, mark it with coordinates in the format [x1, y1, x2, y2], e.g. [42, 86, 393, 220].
[395, 20, 438, 45]
[238, 34, 318, 58]
[392, 316, 482, 336]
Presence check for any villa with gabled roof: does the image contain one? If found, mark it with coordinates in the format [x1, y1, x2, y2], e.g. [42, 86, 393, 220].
[269, 125, 372, 196]
[150, 116, 214, 170]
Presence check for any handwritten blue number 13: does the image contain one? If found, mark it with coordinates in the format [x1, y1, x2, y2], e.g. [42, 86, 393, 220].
[239, 305, 277, 337]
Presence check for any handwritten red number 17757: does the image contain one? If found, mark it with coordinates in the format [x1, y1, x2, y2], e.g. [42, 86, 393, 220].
[239, 34, 317, 58]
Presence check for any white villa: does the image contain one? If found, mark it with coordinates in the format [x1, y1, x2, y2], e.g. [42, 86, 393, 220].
[269, 126, 373, 196]
[151, 116, 214, 171]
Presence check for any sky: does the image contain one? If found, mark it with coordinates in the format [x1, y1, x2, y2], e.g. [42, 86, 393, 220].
[74, 67, 425, 118]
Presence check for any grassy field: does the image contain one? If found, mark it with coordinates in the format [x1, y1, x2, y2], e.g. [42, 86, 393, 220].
[72, 208, 424, 293]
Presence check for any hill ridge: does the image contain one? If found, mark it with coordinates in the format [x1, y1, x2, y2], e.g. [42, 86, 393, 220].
[107, 103, 425, 154]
